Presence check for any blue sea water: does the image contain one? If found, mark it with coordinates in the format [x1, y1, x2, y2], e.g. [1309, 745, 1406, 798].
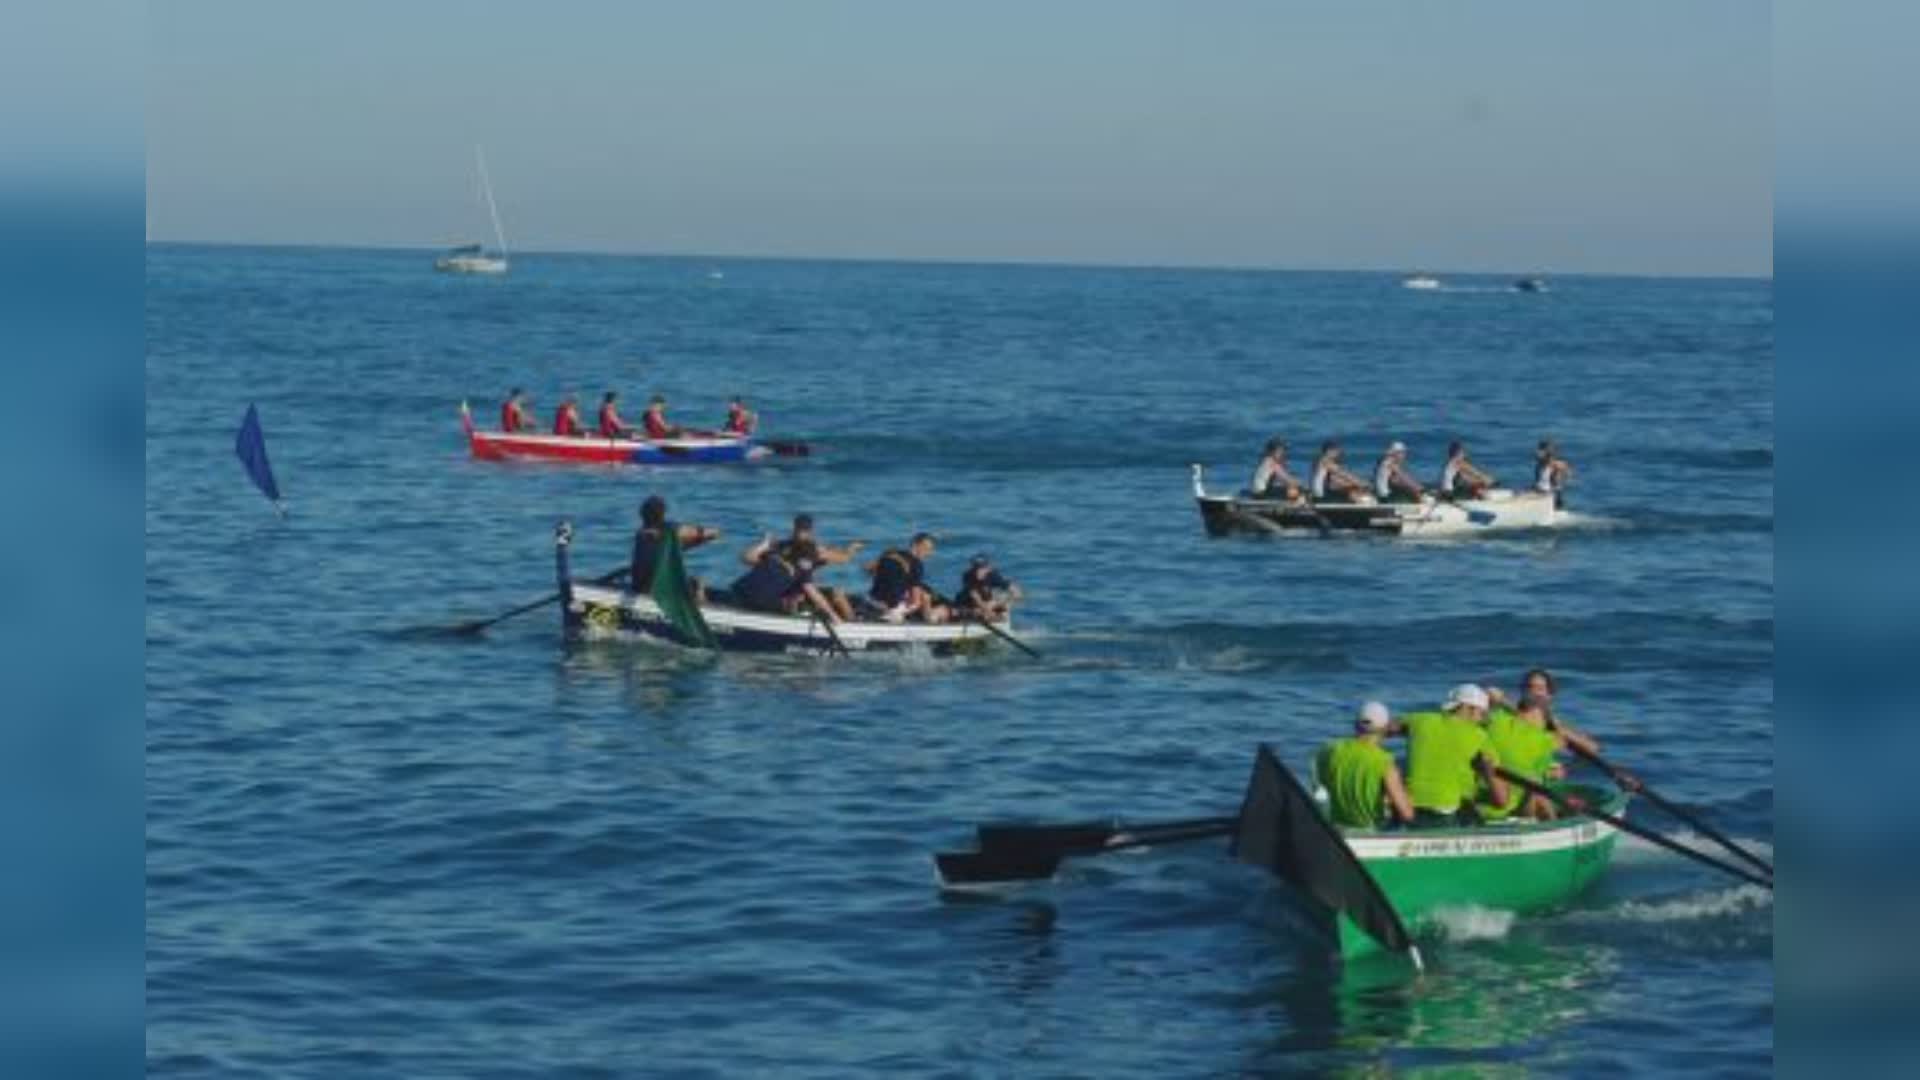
[146, 246, 1773, 1076]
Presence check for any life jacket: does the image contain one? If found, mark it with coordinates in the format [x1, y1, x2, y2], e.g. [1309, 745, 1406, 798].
[1311, 459, 1334, 499]
[644, 409, 671, 439]
[554, 404, 582, 437]
[501, 401, 521, 432]
[730, 549, 798, 611]
[598, 404, 623, 438]
[630, 525, 669, 593]
[869, 549, 922, 606]
[725, 406, 752, 434]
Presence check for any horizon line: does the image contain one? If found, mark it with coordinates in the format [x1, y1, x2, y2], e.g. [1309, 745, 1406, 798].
[143, 236, 1774, 283]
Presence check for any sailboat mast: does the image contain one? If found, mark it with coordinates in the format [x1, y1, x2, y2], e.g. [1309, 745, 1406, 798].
[475, 146, 508, 258]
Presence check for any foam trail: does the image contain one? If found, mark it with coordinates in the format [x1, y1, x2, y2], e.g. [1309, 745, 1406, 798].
[1425, 904, 1516, 943]
[1615, 830, 1774, 868]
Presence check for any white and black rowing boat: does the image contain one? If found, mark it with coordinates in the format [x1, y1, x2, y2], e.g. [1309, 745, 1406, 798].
[554, 526, 1008, 655]
[1191, 465, 1563, 538]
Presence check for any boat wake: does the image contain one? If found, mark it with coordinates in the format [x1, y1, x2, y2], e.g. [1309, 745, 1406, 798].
[1615, 829, 1773, 869]
[1590, 883, 1772, 926]
[1423, 904, 1517, 944]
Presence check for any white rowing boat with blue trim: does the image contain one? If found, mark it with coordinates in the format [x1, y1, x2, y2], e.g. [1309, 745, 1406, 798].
[1191, 465, 1563, 538]
[554, 526, 1008, 655]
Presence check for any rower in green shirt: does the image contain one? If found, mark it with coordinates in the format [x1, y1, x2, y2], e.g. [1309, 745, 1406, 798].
[1392, 684, 1509, 827]
[1314, 701, 1415, 829]
[1478, 694, 1565, 821]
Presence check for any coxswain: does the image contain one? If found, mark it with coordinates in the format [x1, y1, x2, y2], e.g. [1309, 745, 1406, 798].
[864, 532, 948, 623]
[952, 553, 1021, 620]
[553, 393, 585, 437]
[1310, 440, 1369, 503]
[598, 391, 633, 439]
[1372, 441, 1425, 503]
[1249, 438, 1303, 502]
[500, 388, 537, 433]
[1315, 701, 1415, 829]
[1439, 440, 1496, 499]
[1391, 684, 1508, 828]
[723, 396, 758, 436]
[629, 494, 720, 596]
[643, 394, 684, 440]
[1534, 440, 1574, 507]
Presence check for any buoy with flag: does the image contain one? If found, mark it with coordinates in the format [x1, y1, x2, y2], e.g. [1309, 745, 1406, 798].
[235, 403, 284, 515]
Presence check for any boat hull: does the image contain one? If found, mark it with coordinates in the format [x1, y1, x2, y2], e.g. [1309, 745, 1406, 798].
[469, 427, 772, 465]
[1192, 466, 1560, 538]
[1333, 790, 1624, 957]
[565, 582, 1005, 655]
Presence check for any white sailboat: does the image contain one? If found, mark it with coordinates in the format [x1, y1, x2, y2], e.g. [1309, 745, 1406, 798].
[435, 146, 509, 274]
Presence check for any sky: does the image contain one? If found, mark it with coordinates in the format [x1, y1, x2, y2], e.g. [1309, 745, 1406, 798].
[147, 1, 1772, 276]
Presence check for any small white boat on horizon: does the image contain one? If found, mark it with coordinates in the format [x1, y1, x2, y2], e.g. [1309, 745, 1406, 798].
[435, 146, 510, 275]
[1402, 274, 1442, 290]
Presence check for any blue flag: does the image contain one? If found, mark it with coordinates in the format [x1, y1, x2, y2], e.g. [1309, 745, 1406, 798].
[235, 404, 282, 506]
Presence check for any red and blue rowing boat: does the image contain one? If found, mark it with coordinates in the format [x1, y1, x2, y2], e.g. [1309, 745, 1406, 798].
[460, 403, 808, 465]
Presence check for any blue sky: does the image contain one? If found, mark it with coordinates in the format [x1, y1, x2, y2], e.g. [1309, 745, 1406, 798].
[148, 1, 1771, 276]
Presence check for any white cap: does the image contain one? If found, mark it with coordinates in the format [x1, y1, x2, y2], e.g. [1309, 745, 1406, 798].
[1356, 701, 1391, 732]
[1446, 683, 1490, 711]
[1388, 440, 1407, 454]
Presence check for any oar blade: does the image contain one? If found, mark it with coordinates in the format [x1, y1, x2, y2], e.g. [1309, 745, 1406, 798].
[934, 848, 1067, 888]
[976, 821, 1117, 854]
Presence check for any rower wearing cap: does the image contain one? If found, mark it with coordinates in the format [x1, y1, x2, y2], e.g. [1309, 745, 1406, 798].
[722, 396, 758, 436]
[1534, 440, 1574, 508]
[1391, 684, 1508, 827]
[1315, 701, 1415, 829]
[1310, 440, 1369, 503]
[1373, 441, 1425, 503]
[1439, 441, 1495, 499]
[597, 391, 633, 439]
[553, 393, 585, 437]
[629, 494, 720, 596]
[1249, 438, 1304, 502]
[500, 388, 537, 433]
[865, 532, 948, 623]
[642, 395, 685, 440]
[952, 553, 1021, 620]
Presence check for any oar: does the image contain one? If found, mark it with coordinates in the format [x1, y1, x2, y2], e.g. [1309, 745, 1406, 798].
[441, 564, 631, 637]
[1495, 769, 1772, 891]
[810, 607, 853, 658]
[962, 613, 1040, 659]
[761, 439, 811, 457]
[1564, 742, 1773, 880]
[976, 815, 1238, 854]
[936, 817, 1238, 887]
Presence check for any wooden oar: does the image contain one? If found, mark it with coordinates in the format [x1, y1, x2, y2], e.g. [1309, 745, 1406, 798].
[962, 613, 1040, 659]
[936, 817, 1238, 887]
[976, 816, 1238, 854]
[809, 607, 853, 658]
[438, 564, 631, 637]
[1563, 742, 1773, 880]
[1495, 769, 1772, 891]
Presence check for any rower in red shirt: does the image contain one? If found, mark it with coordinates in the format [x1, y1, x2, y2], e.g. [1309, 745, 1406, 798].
[722, 396, 758, 436]
[597, 391, 633, 439]
[552, 393, 584, 437]
[500, 388, 536, 433]
[642, 394, 685, 440]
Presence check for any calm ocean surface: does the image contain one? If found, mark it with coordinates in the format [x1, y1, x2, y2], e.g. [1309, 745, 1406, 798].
[146, 246, 1772, 1076]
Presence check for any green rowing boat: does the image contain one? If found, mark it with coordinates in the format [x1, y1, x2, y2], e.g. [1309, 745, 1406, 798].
[1330, 784, 1626, 957]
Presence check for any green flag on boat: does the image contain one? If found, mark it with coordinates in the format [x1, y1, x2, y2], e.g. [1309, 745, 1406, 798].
[1231, 744, 1418, 964]
[650, 530, 716, 649]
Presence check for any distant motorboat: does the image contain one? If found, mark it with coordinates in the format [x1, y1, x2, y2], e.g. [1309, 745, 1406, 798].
[1513, 277, 1548, 293]
[1402, 274, 1442, 290]
[435, 146, 510, 275]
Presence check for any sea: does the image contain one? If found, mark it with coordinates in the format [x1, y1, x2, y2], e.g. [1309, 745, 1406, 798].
[146, 246, 1773, 1077]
